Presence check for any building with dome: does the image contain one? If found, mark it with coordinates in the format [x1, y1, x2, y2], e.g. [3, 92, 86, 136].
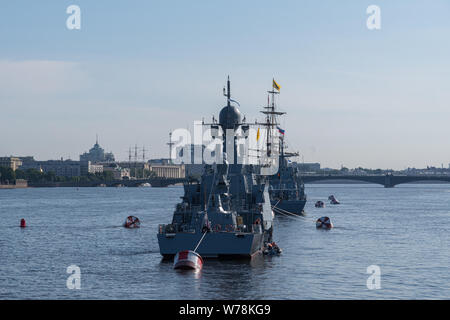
[80, 137, 115, 163]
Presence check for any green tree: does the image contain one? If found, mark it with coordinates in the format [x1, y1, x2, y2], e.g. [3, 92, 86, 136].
[15, 169, 26, 179]
[24, 168, 44, 182]
[0, 166, 16, 183]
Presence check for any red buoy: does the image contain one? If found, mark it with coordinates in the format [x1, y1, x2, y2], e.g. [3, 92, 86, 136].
[173, 250, 203, 270]
[20, 218, 26, 228]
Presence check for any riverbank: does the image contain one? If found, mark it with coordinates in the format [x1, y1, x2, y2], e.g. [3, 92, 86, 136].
[0, 184, 28, 189]
[0, 179, 28, 189]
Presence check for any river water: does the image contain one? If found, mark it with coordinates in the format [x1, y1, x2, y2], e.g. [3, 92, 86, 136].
[1, 184, 450, 299]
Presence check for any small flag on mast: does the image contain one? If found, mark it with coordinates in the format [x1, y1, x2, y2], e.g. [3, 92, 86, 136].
[273, 79, 281, 91]
[277, 126, 285, 135]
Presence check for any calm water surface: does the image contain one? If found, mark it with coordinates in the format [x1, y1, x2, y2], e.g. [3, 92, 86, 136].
[1, 184, 450, 299]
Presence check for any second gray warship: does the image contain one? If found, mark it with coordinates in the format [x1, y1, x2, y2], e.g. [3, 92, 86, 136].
[157, 78, 274, 258]
[258, 81, 307, 216]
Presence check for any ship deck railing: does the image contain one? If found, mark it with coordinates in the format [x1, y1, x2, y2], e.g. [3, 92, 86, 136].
[158, 223, 263, 235]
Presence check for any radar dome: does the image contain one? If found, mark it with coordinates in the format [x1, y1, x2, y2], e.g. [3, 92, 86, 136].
[219, 105, 242, 130]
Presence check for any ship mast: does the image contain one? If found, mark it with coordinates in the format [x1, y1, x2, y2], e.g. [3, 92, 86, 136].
[258, 83, 285, 160]
[224, 76, 231, 107]
[167, 131, 174, 164]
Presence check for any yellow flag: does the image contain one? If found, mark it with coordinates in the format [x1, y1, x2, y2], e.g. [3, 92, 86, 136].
[273, 79, 281, 91]
[257, 128, 260, 141]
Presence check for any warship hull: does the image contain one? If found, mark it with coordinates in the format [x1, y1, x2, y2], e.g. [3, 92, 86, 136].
[158, 232, 264, 259]
[271, 199, 306, 216]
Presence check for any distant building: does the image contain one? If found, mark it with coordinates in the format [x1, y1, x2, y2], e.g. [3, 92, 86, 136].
[103, 164, 130, 180]
[17, 156, 103, 177]
[146, 158, 186, 179]
[148, 158, 172, 165]
[0, 157, 23, 171]
[39, 160, 82, 177]
[149, 164, 185, 178]
[116, 161, 150, 171]
[80, 137, 115, 163]
[296, 162, 321, 172]
[18, 156, 42, 171]
[80, 161, 103, 175]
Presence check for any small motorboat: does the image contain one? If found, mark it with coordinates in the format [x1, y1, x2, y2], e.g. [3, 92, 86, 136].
[173, 250, 203, 270]
[328, 195, 340, 204]
[315, 200, 325, 208]
[124, 216, 141, 228]
[316, 216, 333, 229]
[263, 242, 282, 255]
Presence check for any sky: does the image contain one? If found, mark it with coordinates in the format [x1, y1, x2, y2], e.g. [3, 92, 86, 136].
[1, 0, 449, 169]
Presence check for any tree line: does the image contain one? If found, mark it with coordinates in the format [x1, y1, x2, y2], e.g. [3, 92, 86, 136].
[0, 166, 157, 184]
[0, 166, 115, 184]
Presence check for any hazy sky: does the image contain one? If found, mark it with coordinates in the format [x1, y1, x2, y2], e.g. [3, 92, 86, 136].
[1, 0, 449, 169]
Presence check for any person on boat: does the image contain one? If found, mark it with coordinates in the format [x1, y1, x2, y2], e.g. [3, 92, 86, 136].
[202, 224, 211, 233]
[271, 242, 281, 254]
[202, 213, 212, 233]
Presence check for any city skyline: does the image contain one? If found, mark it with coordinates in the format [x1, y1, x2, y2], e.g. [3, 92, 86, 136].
[3, 135, 450, 172]
[1, 1, 450, 169]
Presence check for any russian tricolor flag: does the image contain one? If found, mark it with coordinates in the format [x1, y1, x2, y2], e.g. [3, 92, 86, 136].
[277, 126, 285, 135]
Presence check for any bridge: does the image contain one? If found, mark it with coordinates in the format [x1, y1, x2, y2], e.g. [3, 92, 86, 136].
[301, 174, 450, 188]
[28, 177, 187, 188]
[26, 175, 450, 188]
[111, 177, 187, 187]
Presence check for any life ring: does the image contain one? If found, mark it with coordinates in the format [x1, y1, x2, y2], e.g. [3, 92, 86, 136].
[124, 216, 140, 228]
[316, 216, 333, 229]
[214, 224, 222, 232]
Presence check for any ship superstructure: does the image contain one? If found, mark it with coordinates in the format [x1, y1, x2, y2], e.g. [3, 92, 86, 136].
[157, 78, 274, 258]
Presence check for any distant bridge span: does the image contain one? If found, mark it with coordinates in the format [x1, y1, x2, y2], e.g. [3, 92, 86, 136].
[28, 177, 187, 188]
[301, 174, 450, 188]
[27, 175, 450, 189]
[100, 177, 187, 188]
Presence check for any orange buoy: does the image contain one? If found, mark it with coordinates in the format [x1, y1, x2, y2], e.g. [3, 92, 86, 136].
[20, 218, 26, 228]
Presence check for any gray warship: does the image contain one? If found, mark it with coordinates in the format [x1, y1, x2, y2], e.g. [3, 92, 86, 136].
[259, 83, 307, 216]
[157, 78, 274, 259]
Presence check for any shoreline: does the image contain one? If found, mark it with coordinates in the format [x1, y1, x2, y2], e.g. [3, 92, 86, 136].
[1, 180, 449, 189]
